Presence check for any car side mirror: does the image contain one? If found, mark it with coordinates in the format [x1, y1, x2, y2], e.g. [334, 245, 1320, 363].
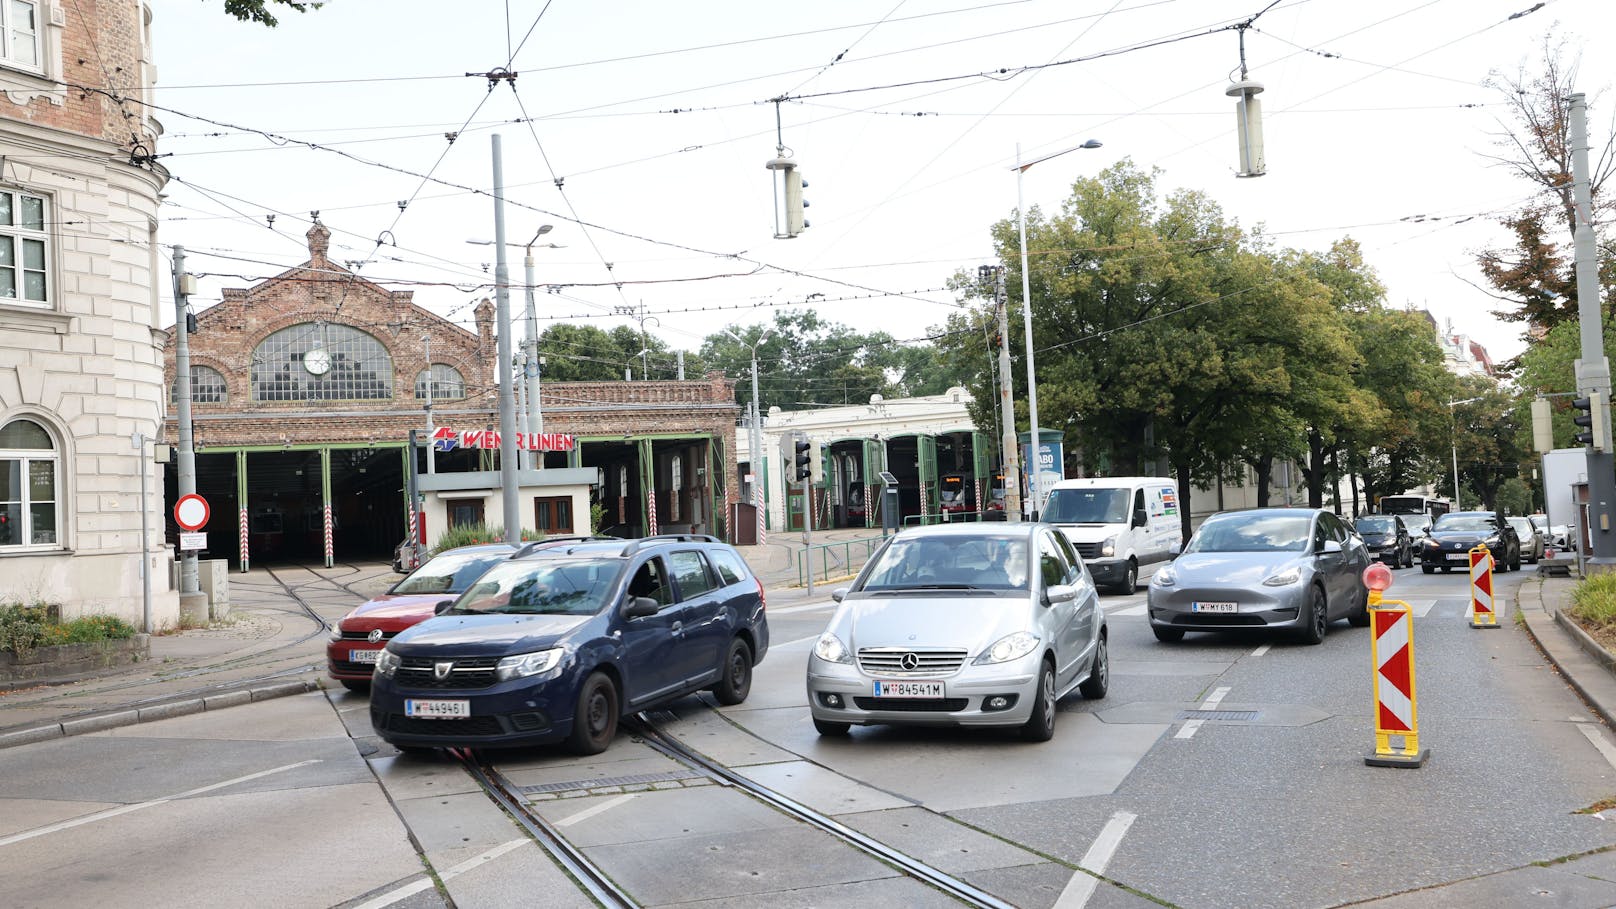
[831, 587, 848, 603]
[433, 599, 456, 615]
[1133, 508, 1148, 528]
[625, 596, 659, 619]
[1321, 539, 1343, 554]
[1045, 583, 1077, 605]
[1170, 541, 1183, 557]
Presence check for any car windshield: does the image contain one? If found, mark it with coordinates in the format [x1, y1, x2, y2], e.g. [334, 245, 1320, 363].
[1043, 488, 1130, 524]
[390, 549, 510, 595]
[859, 535, 1028, 591]
[1185, 512, 1312, 552]
[454, 558, 621, 615]
[1403, 515, 1432, 533]
[1508, 518, 1533, 535]
[1355, 517, 1395, 533]
[1433, 515, 1496, 533]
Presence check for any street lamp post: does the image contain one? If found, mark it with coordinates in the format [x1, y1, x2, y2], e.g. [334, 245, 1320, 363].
[468, 228, 560, 469]
[1448, 396, 1482, 512]
[1012, 139, 1101, 519]
[725, 326, 774, 544]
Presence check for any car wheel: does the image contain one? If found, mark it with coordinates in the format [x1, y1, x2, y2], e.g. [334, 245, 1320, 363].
[1020, 659, 1057, 742]
[1402, 547, 1414, 569]
[813, 718, 851, 737]
[1116, 560, 1138, 595]
[1152, 625, 1185, 643]
[1510, 547, 1521, 572]
[339, 679, 370, 693]
[712, 638, 754, 706]
[565, 672, 619, 756]
[1298, 585, 1328, 645]
[1079, 634, 1109, 699]
[1347, 584, 1371, 627]
[1421, 564, 1434, 575]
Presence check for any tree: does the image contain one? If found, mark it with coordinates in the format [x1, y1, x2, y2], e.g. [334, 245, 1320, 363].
[217, 0, 320, 27]
[700, 310, 909, 413]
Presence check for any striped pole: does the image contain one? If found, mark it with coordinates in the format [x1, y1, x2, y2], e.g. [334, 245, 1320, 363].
[1366, 587, 1429, 768]
[1468, 545, 1499, 629]
[238, 506, 249, 572]
[755, 484, 766, 545]
[323, 503, 334, 567]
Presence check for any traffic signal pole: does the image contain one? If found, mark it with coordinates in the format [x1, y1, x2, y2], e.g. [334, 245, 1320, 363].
[1569, 93, 1616, 568]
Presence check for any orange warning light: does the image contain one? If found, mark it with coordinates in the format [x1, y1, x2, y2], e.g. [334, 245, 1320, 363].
[1362, 562, 1393, 593]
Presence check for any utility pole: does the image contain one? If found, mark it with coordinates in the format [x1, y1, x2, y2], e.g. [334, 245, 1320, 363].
[982, 265, 1023, 521]
[171, 247, 202, 605]
[522, 227, 551, 468]
[423, 333, 436, 475]
[491, 135, 520, 544]
[726, 327, 774, 545]
[1570, 92, 1616, 567]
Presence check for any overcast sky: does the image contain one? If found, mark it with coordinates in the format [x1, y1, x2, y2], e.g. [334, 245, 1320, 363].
[150, 0, 1616, 375]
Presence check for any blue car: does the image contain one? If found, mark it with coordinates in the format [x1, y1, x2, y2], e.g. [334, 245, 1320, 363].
[370, 535, 769, 755]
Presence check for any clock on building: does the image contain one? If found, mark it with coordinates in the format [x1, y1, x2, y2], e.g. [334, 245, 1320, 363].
[303, 347, 331, 376]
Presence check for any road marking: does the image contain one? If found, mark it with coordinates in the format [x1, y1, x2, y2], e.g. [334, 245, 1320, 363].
[556, 793, 637, 828]
[776, 633, 823, 650]
[771, 600, 836, 616]
[1199, 686, 1231, 710]
[1174, 719, 1205, 740]
[1250, 644, 1271, 657]
[0, 760, 321, 848]
[1054, 810, 1138, 908]
[1407, 599, 1436, 618]
[1109, 604, 1147, 616]
[1578, 724, 1616, 773]
[351, 839, 529, 909]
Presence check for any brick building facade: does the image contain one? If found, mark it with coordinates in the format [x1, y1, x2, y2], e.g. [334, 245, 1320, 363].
[0, 1, 175, 628]
[163, 223, 741, 567]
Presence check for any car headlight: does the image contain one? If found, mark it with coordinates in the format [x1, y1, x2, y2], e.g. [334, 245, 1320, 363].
[975, 631, 1041, 665]
[495, 648, 565, 681]
[1482, 536, 1500, 547]
[813, 633, 852, 664]
[1262, 567, 1302, 587]
[374, 648, 400, 678]
[1100, 535, 1117, 558]
[327, 622, 343, 642]
[1152, 566, 1177, 587]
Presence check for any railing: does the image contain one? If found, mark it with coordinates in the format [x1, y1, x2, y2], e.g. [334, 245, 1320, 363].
[797, 535, 886, 587]
[901, 510, 1005, 526]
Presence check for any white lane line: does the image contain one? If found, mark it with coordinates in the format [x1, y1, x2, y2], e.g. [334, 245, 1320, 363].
[771, 600, 835, 616]
[1251, 644, 1271, 657]
[1407, 599, 1436, 618]
[1054, 810, 1138, 908]
[556, 793, 638, 828]
[1109, 604, 1147, 617]
[1578, 724, 1616, 773]
[351, 839, 529, 909]
[1174, 719, 1204, 740]
[1199, 687, 1231, 711]
[775, 634, 824, 650]
[0, 760, 322, 848]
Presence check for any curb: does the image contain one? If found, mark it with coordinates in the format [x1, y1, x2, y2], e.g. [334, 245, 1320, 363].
[0, 678, 320, 751]
[1553, 609, 1616, 675]
[1516, 589, 1616, 731]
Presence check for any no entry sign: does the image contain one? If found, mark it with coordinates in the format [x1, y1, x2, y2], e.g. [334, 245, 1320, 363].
[174, 494, 210, 532]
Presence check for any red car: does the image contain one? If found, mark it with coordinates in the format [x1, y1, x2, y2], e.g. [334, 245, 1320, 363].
[327, 541, 532, 691]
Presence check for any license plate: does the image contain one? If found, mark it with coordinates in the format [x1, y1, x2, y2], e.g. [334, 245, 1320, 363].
[405, 699, 471, 719]
[874, 680, 945, 698]
[349, 648, 381, 663]
[1447, 553, 1471, 562]
[1192, 601, 1238, 613]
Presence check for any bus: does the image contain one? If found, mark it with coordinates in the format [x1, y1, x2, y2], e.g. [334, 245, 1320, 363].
[1378, 495, 1452, 519]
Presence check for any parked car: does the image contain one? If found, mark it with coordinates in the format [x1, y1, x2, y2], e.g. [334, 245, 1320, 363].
[806, 522, 1107, 742]
[329, 542, 526, 691]
[1508, 516, 1544, 564]
[1043, 476, 1182, 595]
[1353, 514, 1413, 568]
[1420, 511, 1521, 573]
[370, 534, 768, 755]
[1529, 513, 1571, 550]
[1147, 508, 1371, 644]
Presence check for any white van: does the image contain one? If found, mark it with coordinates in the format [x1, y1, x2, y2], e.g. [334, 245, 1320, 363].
[1042, 476, 1183, 594]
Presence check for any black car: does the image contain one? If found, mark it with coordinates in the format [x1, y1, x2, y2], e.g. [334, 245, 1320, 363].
[1353, 514, 1413, 569]
[370, 534, 769, 755]
[1419, 511, 1521, 574]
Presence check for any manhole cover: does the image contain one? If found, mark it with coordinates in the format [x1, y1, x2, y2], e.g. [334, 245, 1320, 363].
[1176, 710, 1258, 722]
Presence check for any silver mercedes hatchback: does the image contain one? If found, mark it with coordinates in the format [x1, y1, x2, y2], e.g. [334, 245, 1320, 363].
[806, 522, 1107, 742]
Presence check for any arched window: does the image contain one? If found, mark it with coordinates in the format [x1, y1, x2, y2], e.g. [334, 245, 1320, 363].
[0, 417, 58, 547]
[415, 364, 466, 401]
[170, 365, 227, 405]
[251, 323, 393, 402]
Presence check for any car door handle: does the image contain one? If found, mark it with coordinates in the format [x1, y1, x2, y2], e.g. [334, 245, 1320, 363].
[671, 621, 684, 635]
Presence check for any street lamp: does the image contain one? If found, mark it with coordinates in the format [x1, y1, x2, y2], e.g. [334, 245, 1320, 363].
[725, 325, 774, 544]
[469, 228, 561, 467]
[1448, 396, 1483, 512]
[1012, 138, 1102, 519]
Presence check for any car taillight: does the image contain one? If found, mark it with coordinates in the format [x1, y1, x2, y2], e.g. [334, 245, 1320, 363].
[756, 576, 766, 611]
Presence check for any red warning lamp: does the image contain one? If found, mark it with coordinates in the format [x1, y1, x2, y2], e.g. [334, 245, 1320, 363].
[1362, 562, 1393, 594]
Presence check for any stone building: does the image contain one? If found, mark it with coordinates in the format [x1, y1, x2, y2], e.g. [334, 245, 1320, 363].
[0, 1, 175, 628]
[162, 223, 741, 568]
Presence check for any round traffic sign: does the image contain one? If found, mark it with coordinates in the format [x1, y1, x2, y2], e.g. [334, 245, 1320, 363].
[174, 494, 210, 531]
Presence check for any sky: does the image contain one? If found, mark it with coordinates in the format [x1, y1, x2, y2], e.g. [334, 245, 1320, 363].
[148, 0, 1616, 378]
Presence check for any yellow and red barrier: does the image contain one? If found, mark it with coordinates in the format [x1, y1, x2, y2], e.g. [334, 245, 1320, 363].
[1362, 563, 1429, 768]
[1468, 544, 1499, 629]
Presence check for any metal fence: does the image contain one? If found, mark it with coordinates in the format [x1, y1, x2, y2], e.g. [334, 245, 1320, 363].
[901, 510, 1004, 526]
[797, 534, 886, 587]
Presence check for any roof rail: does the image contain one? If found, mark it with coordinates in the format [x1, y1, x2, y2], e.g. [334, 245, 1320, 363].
[511, 535, 618, 559]
[619, 533, 723, 555]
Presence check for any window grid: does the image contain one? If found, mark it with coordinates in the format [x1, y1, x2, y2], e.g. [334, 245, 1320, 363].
[171, 365, 227, 405]
[0, 418, 57, 548]
[414, 363, 465, 401]
[1, 1, 41, 70]
[0, 188, 48, 306]
[252, 323, 394, 402]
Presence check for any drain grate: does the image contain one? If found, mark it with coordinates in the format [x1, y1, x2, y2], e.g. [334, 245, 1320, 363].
[1177, 710, 1259, 722]
[520, 769, 700, 793]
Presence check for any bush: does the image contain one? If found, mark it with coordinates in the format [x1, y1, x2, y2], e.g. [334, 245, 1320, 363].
[430, 523, 542, 556]
[1569, 573, 1616, 628]
[0, 603, 136, 655]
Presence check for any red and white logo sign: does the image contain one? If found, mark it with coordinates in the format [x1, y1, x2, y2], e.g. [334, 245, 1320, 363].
[1372, 609, 1414, 733]
[174, 494, 210, 532]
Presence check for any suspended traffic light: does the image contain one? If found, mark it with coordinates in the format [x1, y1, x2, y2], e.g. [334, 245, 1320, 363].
[767, 155, 808, 239]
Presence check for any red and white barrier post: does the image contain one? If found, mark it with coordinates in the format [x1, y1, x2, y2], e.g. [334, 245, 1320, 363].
[1468, 544, 1499, 629]
[1362, 562, 1429, 768]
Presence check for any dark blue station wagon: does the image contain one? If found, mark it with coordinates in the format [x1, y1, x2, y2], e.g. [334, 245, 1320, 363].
[370, 535, 769, 755]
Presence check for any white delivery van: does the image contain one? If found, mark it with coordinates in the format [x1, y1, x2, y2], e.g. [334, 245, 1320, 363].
[1042, 476, 1183, 594]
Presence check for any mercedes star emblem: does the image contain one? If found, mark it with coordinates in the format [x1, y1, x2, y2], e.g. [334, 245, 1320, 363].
[899, 652, 920, 671]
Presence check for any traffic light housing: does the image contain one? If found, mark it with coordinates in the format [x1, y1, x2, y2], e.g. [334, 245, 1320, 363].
[767, 155, 808, 239]
[793, 436, 812, 482]
[1572, 394, 1609, 450]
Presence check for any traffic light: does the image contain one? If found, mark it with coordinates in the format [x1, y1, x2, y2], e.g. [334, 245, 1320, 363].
[1572, 394, 1609, 450]
[793, 436, 812, 482]
[766, 155, 808, 239]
